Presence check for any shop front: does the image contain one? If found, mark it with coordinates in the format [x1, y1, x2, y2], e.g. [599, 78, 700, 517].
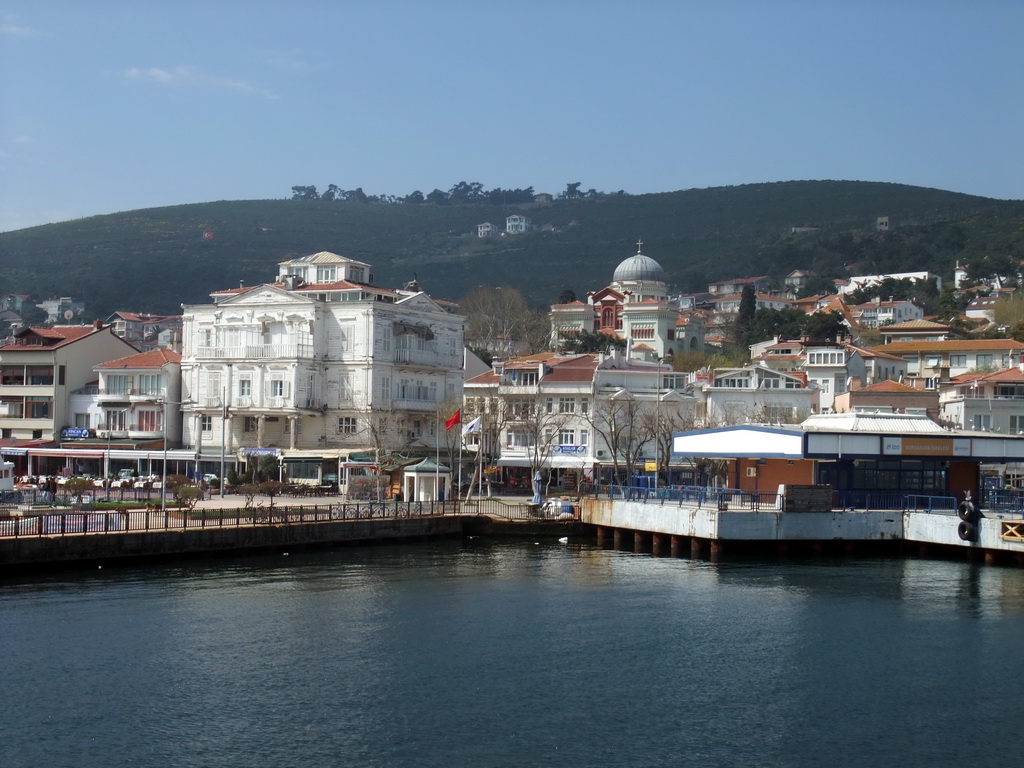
[672, 414, 1024, 508]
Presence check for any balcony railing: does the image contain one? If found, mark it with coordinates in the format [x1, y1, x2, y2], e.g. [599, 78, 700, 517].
[195, 342, 315, 360]
[393, 347, 461, 368]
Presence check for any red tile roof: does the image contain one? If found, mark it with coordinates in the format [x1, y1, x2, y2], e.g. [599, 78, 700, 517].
[857, 380, 922, 393]
[0, 325, 107, 352]
[96, 348, 182, 369]
[877, 340, 1024, 353]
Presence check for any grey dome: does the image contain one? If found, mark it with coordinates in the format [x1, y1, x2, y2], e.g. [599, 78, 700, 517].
[613, 252, 665, 282]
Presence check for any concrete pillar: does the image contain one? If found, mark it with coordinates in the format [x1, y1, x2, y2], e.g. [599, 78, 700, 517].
[777, 541, 790, 556]
[690, 537, 706, 559]
[844, 541, 857, 556]
[595, 526, 608, 546]
[652, 533, 665, 556]
[710, 540, 723, 562]
[670, 535, 683, 558]
[985, 550, 998, 565]
[918, 542, 931, 558]
[613, 528, 624, 550]
[810, 541, 825, 556]
[633, 531, 646, 553]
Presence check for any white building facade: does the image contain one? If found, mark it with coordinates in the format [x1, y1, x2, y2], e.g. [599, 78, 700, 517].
[179, 252, 465, 488]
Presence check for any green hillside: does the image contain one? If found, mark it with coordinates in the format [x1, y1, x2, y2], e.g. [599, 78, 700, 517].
[1, 180, 1022, 320]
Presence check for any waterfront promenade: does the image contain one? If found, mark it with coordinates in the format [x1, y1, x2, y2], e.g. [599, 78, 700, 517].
[5, 484, 1024, 568]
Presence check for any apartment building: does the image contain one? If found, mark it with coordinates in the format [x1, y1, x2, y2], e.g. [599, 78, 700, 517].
[179, 251, 465, 487]
[0, 324, 137, 445]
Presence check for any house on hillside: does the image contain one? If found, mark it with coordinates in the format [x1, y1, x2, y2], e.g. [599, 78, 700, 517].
[477, 222, 498, 238]
[880, 320, 956, 344]
[707, 276, 771, 296]
[713, 293, 794, 314]
[966, 295, 1001, 322]
[874, 339, 1024, 388]
[851, 298, 922, 329]
[784, 270, 810, 295]
[506, 215, 532, 234]
[106, 311, 182, 350]
[37, 297, 85, 324]
[834, 271, 941, 295]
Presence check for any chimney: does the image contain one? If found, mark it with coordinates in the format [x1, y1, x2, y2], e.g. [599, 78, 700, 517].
[849, 376, 863, 391]
[92, 320, 103, 332]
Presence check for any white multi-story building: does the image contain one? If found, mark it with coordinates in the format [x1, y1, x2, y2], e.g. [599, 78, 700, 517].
[851, 298, 923, 329]
[939, 368, 1024, 433]
[875, 339, 1024, 388]
[463, 351, 695, 489]
[752, 338, 908, 412]
[689, 364, 819, 425]
[89, 348, 183, 444]
[179, 251, 465, 488]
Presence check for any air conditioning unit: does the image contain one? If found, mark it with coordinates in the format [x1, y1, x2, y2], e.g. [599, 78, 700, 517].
[746, 467, 758, 477]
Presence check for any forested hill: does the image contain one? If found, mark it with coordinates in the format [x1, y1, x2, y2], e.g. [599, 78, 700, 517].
[1, 180, 1022, 320]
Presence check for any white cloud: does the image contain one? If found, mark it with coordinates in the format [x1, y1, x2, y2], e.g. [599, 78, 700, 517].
[0, 23, 42, 37]
[120, 66, 278, 99]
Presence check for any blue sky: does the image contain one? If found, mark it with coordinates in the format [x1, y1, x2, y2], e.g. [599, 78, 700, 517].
[2, 0, 1022, 232]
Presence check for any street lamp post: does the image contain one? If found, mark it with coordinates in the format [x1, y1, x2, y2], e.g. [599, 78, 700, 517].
[161, 398, 169, 512]
[219, 387, 227, 497]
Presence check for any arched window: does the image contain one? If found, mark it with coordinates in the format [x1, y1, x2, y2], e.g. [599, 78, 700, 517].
[601, 307, 615, 328]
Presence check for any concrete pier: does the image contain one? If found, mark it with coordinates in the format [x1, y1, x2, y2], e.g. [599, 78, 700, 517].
[580, 496, 1024, 566]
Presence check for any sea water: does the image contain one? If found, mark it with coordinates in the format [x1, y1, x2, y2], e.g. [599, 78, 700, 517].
[3, 541, 1023, 768]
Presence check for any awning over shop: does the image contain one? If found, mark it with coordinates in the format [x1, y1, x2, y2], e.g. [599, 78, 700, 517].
[497, 455, 594, 469]
[673, 425, 804, 459]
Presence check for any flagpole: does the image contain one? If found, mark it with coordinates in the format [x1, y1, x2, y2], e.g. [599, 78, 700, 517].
[435, 410, 440, 501]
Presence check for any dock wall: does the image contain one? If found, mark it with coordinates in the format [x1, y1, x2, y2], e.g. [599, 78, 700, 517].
[0, 516, 463, 567]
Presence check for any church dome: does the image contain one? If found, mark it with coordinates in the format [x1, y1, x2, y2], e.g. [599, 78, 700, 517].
[613, 251, 665, 283]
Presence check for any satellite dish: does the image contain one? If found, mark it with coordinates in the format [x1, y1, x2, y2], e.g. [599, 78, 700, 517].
[63, 310, 74, 320]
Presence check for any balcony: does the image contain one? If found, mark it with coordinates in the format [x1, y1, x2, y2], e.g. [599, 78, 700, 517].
[393, 347, 461, 369]
[97, 388, 165, 403]
[195, 342, 316, 361]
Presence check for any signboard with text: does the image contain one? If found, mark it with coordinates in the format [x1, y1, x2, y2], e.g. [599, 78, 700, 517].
[882, 436, 971, 458]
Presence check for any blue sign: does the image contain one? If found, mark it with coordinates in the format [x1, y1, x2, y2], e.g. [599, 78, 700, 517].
[61, 428, 91, 439]
[554, 445, 586, 454]
[242, 447, 280, 457]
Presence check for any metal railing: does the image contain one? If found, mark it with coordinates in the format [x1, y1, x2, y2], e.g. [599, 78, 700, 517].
[460, 497, 579, 521]
[902, 494, 958, 514]
[0, 498, 460, 539]
[582, 484, 968, 513]
[593, 484, 780, 511]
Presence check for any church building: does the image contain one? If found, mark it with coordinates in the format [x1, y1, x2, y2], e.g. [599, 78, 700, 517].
[549, 241, 704, 361]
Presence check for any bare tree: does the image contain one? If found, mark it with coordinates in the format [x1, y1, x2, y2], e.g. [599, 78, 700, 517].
[461, 285, 549, 358]
[589, 393, 656, 485]
[640, 400, 698, 483]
